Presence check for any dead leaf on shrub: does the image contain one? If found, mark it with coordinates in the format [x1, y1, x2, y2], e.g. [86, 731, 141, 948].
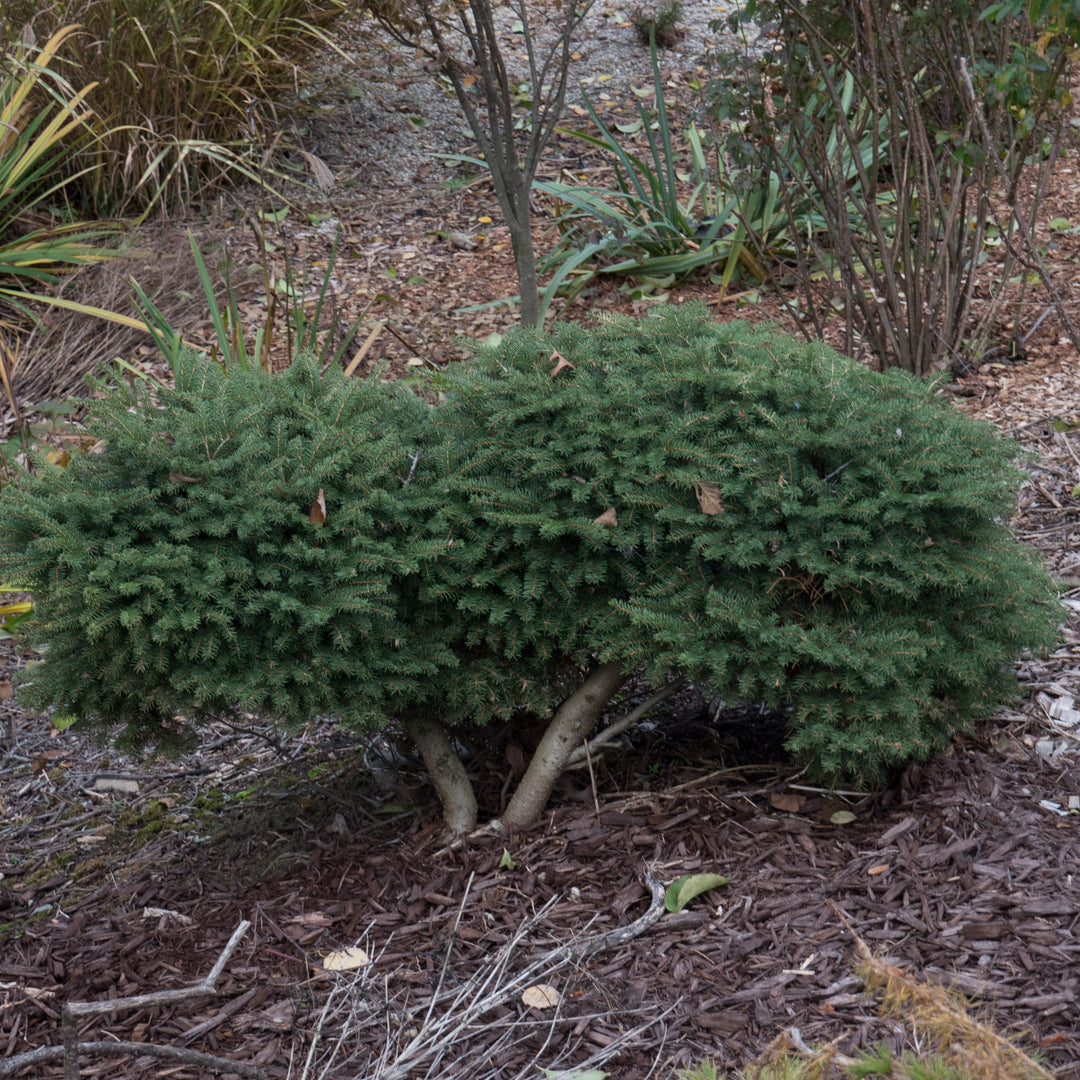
[696, 482, 724, 516]
[169, 471, 202, 484]
[521, 983, 560, 1009]
[309, 488, 326, 526]
[549, 349, 575, 377]
[769, 792, 806, 813]
[593, 507, 617, 527]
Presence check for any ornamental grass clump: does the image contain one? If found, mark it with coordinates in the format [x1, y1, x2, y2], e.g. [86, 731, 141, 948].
[0, 351, 453, 754]
[426, 303, 1059, 795]
[2, 0, 346, 213]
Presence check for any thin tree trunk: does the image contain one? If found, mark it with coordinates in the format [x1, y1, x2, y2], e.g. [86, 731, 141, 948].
[401, 711, 478, 833]
[499, 661, 625, 829]
[511, 217, 540, 327]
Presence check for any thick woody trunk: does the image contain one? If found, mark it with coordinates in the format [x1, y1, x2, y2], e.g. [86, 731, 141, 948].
[400, 710, 478, 834]
[499, 661, 625, 829]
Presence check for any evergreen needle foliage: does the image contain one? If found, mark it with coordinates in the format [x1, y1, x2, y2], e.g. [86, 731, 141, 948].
[0, 352, 452, 753]
[0, 304, 1061, 811]
[427, 303, 1059, 783]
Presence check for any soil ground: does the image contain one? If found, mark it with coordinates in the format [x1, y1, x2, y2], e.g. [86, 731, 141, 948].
[4, 7, 1080, 1078]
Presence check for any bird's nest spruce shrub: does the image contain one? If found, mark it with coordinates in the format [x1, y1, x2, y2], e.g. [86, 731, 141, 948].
[0, 304, 1060, 829]
[0, 351, 456, 754]
[427, 304, 1060, 791]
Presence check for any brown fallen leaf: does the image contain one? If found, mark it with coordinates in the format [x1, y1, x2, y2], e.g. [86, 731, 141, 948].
[696, 482, 724, 516]
[448, 231, 478, 250]
[593, 506, 618, 527]
[769, 792, 806, 813]
[309, 488, 326, 526]
[0, 680, 13, 702]
[521, 983, 560, 1009]
[297, 149, 335, 193]
[31, 750, 63, 776]
[550, 349, 575, 377]
[252, 1000, 296, 1029]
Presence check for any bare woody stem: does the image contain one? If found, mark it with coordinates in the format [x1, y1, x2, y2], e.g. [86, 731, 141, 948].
[499, 660, 625, 829]
[408, 0, 596, 325]
[401, 709, 479, 834]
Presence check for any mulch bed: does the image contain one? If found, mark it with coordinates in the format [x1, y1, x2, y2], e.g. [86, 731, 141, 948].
[2, 696, 1080, 1078]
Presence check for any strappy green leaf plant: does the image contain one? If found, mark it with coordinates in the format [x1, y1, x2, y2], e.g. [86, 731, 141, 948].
[131, 229, 381, 375]
[0, 24, 130, 417]
[532, 39, 790, 315]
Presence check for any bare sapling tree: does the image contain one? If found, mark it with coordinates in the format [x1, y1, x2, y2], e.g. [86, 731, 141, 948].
[373, 0, 597, 326]
[723, 0, 1076, 374]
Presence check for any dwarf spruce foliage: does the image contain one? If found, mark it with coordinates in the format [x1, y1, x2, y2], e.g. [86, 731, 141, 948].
[0, 352, 453, 753]
[427, 304, 1059, 782]
[0, 304, 1059, 812]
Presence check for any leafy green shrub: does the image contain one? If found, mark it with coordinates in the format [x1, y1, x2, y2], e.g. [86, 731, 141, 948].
[1, 0, 346, 212]
[428, 303, 1059, 785]
[0, 351, 452, 752]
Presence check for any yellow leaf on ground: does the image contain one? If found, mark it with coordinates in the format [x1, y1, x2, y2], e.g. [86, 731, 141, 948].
[521, 983, 559, 1009]
[321, 946, 370, 971]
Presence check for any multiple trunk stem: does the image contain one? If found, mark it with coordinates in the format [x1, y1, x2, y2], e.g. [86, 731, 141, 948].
[401, 662, 626, 834]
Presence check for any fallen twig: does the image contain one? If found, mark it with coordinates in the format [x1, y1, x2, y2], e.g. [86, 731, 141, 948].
[370, 873, 669, 1080]
[0, 920, 255, 1080]
[1, 1040, 266, 1079]
[565, 678, 685, 767]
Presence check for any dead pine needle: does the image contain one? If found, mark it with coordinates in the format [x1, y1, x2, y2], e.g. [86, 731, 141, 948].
[828, 901, 1054, 1080]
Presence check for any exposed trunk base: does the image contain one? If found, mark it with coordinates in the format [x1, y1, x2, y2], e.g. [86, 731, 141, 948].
[499, 661, 625, 829]
[401, 711, 478, 834]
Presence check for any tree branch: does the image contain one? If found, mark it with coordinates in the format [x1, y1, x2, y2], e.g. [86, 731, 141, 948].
[401, 709, 478, 833]
[565, 677, 685, 767]
[499, 660, 625, 828]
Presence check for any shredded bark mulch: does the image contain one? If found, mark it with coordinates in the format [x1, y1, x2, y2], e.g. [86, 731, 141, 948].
[2, 691, 1079, 1078]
